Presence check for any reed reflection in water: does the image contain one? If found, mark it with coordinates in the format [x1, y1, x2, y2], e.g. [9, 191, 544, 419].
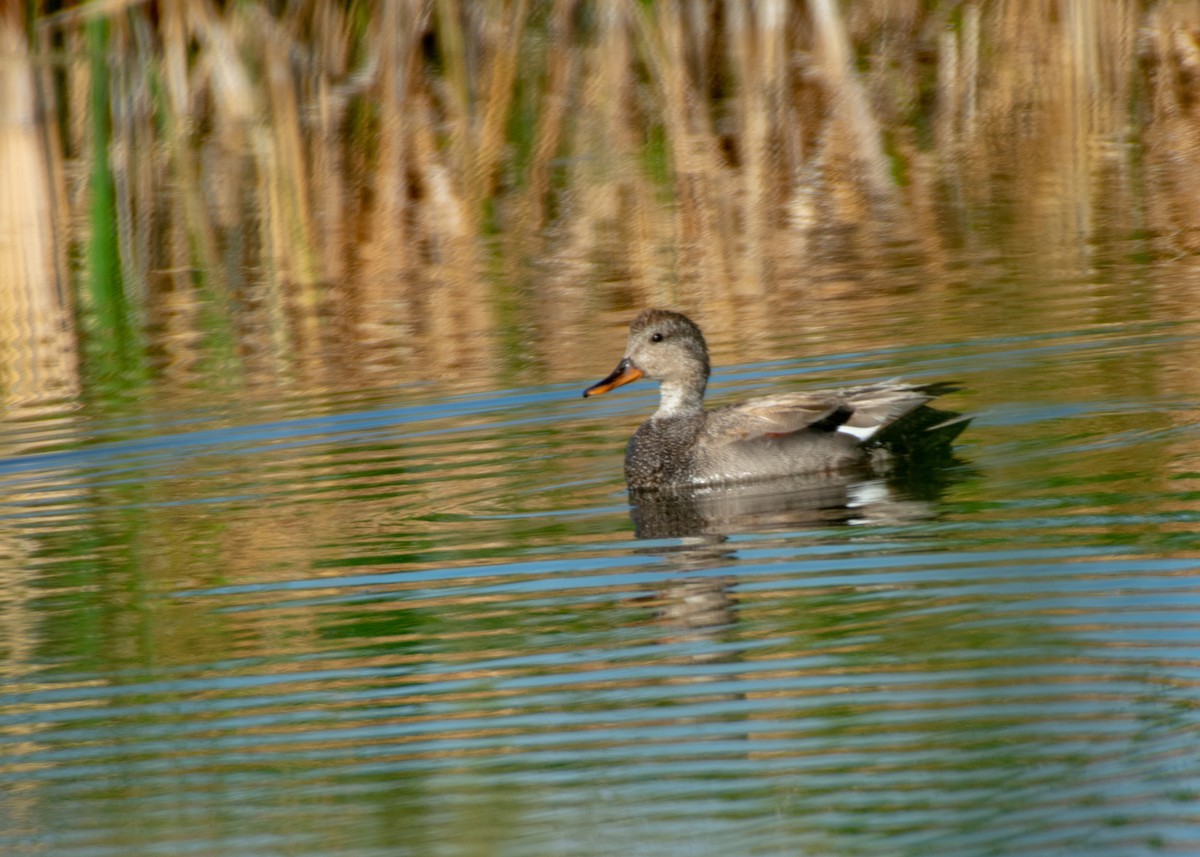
[2, 314, 1200, 854]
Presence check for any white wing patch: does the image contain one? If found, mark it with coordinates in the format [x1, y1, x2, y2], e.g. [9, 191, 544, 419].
[836, 423, 882, 441]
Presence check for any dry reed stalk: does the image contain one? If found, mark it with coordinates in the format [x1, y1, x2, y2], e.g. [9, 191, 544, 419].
[677, 0, 741, 304]
[290, 3, 357, 384]
[258, 10, 322, 355]
[961, 3, 980, 141]
[106, 15, 145, 312]
[557, 0, 645, 308]
[807, 0, 894, 208]
[435, 0, 472, 181]
[472, 0, 529, 211]
[174, 2, 282, 380]
[939, 22, 962, 156]
[620, 5, 678, 311]
[409, 89, 489, 376]
[307, 2, 352, 292]
[729, 0, 787, 302]
[636, 0, 738, 307]
[188, 0, 252, 248]
[1052, 0, 1099, 259]
[984, 0, 1139, 281]
[168, 0, 244, 345]
[524, 0, 576, 231]
[355, 0, 424, 374]
[1142, 4, 1200, 256]
[253, 139, 294, 372]
[109, 7, 206, 382]
[929, 2, 981, 268]
[0, 9, 79, 412]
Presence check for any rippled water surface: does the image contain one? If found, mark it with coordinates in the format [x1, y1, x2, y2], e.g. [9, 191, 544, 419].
[3, 308, 1200, 856]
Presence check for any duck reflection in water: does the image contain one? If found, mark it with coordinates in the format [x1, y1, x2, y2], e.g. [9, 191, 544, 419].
[626, 467, 962, 540]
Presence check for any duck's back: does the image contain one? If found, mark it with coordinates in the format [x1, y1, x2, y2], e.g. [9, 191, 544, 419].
[622, 382, 963, 489]
[625, 407, 865, 488]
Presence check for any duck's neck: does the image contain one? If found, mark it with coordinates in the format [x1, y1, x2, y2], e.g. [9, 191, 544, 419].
[654, 379, 706, 418]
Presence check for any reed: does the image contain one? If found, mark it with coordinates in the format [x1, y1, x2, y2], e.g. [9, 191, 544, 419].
[6, 0, 1200, 398]
[0, 4, 78, 416]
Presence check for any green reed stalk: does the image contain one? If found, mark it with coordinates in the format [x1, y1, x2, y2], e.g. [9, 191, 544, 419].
[81, 16, 147, 395]
[85, 18, 120, 331]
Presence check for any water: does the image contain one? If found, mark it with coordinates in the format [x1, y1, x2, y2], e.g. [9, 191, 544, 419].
[3, 290, 1200, 856]
[9, 3, 1200, 851]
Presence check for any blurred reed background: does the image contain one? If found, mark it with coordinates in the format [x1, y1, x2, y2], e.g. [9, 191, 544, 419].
[3, 0, 1200, 412]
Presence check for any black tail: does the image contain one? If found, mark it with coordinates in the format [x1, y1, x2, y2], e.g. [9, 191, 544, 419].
[875, 404, 971, 456]
[875, 381, 970, 459]
[870, 391, 972, 499]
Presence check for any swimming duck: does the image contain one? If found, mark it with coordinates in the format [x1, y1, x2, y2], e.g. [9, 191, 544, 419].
[583, 309, 966, 489]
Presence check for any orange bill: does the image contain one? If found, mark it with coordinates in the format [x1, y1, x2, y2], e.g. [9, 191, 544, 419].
[583, 358, 643, 397]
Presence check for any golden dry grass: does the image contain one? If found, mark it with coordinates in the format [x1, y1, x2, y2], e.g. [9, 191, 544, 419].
[2, 0, 1200, 397]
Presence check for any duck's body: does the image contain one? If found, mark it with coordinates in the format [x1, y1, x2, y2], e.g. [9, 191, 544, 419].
[622, 386, 899, 487]
[584, 309, 966, 490]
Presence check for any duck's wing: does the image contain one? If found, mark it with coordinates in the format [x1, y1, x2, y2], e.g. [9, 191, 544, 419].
[705, 393, 850, 442]
[830, 382, 942, 440]
[705, 382, 941, 444]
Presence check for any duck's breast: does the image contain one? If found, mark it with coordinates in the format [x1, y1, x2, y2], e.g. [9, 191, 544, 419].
[624, 415, 704, 488]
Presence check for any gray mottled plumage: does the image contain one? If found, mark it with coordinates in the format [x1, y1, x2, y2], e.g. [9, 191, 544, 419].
[584, 309, 967, 489]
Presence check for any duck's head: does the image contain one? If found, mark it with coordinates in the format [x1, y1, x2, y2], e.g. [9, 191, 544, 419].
[583, 310, 710, 408]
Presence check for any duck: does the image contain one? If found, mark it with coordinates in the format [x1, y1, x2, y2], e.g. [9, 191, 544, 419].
[583, 309, 967, 489]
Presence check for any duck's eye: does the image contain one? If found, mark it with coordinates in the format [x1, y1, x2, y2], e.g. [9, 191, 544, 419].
[650, 332, 664, 343]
